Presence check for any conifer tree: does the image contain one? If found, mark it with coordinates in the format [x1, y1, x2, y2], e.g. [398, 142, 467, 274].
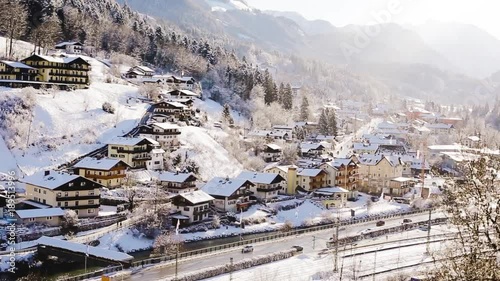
[222, 103, 234, 125]
[328, 109, 338, 136]
[282, 83, 293, 110]
[318, 108, 329, 135]
[300, 96, 309, 121]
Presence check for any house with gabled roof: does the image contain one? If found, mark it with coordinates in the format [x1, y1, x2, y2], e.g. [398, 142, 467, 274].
[319, 157, 359, 198]
[72, 157, 129, 188]
[165, 75, 196, 90]
[21, 54, 90, 89]
[14, 207, 65, 226]
[300, 142, 326, 157]
[313, 187, 349, 208]
[264, 165, 327, 194]
[171, 190, 213, 225]
[357, 154, 404, 194]
[21, 170, 102, 218]
[0, 60, 38, 81]
[151, 101, 190, 119]
[124, 65, 155, 79]
[158, 172, 198, 194]
[55, 42, 83, 54]
[138, 122, 181, 150]
[262, 144, 282, 163]
[107, 137, 164, 170]
[237, 171, 285, 201]
[201, 177, 254, 212]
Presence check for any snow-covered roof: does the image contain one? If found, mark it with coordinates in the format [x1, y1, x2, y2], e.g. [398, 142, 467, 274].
[158, 172, 196, 183]
[166, 101, 187, 108]
[36, 236, 133, 262]
[22, 171, 79, 190]
[314, 187, 349, 194]
[177, 190, 214, 204]
[297, 168, 324, 177]
[55, 41, 82, 47]
[21, 200, 51, 209]
[358, 154, 402, 167]
[73, 157, 127, 170]
[133, 65, 154, 72]
[107, 137, 158, 146]
[0, 60, 35, 69]
[353, 143, 379, 151]
[425, 123, 452, 129]
[151, 148, 165, 154]
[300, 143, 324, 152]
[467, 136, 480, 141]
[152, 122, 180, 130]
[442, 152, 480, 162]
[201, 177, 253, 197]
[25, 54, 86, 64]
[272, 125, 294, 130]
[237, 171, 285, 185]
[179, 90, 199, 96]
[266, 144, 282, 151]
[428, 144, 462, 151]
[16, 207, 65, 219]
[391, 177, 414, 183]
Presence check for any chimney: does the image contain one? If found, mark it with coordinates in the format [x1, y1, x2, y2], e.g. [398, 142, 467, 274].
[44, 170, 50, 176]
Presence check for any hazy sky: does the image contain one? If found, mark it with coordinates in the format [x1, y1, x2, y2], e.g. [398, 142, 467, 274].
[246, 0, 500, 39]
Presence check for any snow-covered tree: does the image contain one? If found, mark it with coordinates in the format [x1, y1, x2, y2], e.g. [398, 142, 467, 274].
[152, 231, 183, 256]
[280, 144, 299, 165]
[222, 103, 234, 125]
[300, 96, 310, 121]
[328, 109, 338, 136]
[0, 0, 27, 58]
[318, 108, 329, 135]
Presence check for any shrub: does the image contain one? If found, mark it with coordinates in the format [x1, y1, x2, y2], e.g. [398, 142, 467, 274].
[102, 102, 115, 114]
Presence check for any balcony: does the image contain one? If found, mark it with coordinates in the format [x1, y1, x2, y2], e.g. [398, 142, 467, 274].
[49, 72, 88, 77]
[256, 186, 282, 193]
[151, 131, 181, 135]
[64, 204, 100, 210]
[193, 208, 210, 215]
[132, 155, 152, 161]
[56, 195, 100, 201]
[87, 174, 126, 180]
[165, 183, 196, 189]
[117, 148, 149, 153]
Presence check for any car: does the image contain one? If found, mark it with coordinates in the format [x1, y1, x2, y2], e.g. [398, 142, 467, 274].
[376, 221, 385, 227]
[292, 245, 304, 252]
[370, 196, 380, 202]
[403, 219, 412, 223]
[360, 228, 372, 235]
[242, 245, 254, 253]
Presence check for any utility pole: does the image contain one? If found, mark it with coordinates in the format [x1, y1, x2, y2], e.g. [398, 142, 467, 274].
[334, 218, 339, 272]
[230, 257, 234, 281]
[426, 208, 432, 254]
[175, 244, 179, 281]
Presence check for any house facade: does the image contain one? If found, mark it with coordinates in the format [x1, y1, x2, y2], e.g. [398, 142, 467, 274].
[152, 101, 190, 119]
[0, 61, 38, 81]
[265, 165, 327, 194]
[357, 154, 404, 194]
[237, 171, 285, 201]
[72, 157, 129, 188]
[138, 123, 181, 151]
[201, 177, 254, 212]
[14, 208, 65, 226]
[320, 158, 359, 198]
[166, 76, 196, 90]
[124, 65, 155, 79]
[313, 187, 349, 208]
[21, 54, 90, 89]
[55, 42, 84, 54]
[107, 137, 164, 170]
[262, 144, 282, 163]
[22, 171, 102, 218]
[171, 190, 213, 225]
[158, 172, 198, 194]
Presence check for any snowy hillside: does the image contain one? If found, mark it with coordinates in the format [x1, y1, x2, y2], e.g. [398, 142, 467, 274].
[205, 0, 252, 12]
[0, 37, 39, 60]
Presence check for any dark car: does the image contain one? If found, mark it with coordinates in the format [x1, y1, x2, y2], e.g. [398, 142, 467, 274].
[370, 196, 380, 202]
[292, 245, 303, 252]
[376, 221, 385, 227]
[403, 219, 412, 223]
[242, 245, 254, 253]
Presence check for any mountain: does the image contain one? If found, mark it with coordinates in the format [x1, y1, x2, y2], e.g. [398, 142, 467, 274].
[413, 22, 500, 78]
[265, 10, 336, 35]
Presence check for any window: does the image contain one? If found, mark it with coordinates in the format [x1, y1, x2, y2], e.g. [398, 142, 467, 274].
[89, 191, 95, 196]
[65, 192, 69, 197]
[46, 216, 52, 220]
[88, 200, 94, 205]
[88, 209, 94, 213]
[57, 202, 61, 207]
[43, 190, 46, 194]
[34, 188, 38, 192]
[76, 191, 79, 197]
[75, 201, 79, 206]
[68, 183, 73, 187]
[64, 202, 68, 207]
[183, 207, 189, 211]
[43, 199, 46, 204]
[81, 182, 86, 186]
[57, 192, 61, 197]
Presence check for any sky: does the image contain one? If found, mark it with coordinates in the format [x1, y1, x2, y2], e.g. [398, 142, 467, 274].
[246, 0, 500, 39]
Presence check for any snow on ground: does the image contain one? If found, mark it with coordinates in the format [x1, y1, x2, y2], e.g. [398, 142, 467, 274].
[204, 0, 252, 12]
[0, 252, 33, 272]
[98, 205, 117, 217]
[177, 126, 243, 181]
[194, 98, 246, 126]
[0, 136, 18, 177]
[97, 228, 153, 253]
[0, 37, 38, 60]
[12, 81, 147, 175]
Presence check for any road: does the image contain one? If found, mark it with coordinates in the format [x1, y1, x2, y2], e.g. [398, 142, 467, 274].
[124, 210, 445, 281]
[335, 118, 382, 158]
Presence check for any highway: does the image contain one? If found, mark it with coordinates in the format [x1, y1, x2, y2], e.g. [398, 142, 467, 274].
[124, 210, 445, 281]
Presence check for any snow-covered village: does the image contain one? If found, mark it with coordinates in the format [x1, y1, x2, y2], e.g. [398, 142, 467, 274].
[0, 1, 499, 281]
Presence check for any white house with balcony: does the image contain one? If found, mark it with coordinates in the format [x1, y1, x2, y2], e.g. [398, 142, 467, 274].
[236, 171, 285, 201]
[171, 190, 214, 226]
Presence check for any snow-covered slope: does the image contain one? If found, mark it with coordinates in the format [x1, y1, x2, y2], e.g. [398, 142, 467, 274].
[0, 136, 19, 177]
[205, 0, 252, 12]
[0, 37, 39, 60]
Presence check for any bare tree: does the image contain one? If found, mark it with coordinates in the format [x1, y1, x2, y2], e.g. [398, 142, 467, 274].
[152, 231, 183, 257]
[0, 0, 28, 58]
[123, 173, 138, 212]
[430, 156, 500, 280]
[30, 13, 61, 55]
[279, 144, 299, 165]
